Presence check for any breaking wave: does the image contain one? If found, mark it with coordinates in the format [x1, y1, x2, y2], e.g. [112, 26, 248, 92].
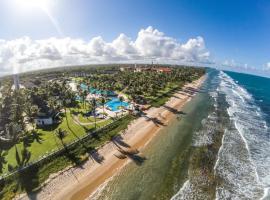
[215, 71, 270, 200]
[172, 70, 270, 200]
[171, 71, 222, 200]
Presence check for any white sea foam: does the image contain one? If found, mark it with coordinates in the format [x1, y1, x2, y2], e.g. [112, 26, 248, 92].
[215, 71, 270, 200]
[172, 71, 222, 199]
[213, 129, 226, 173]
[171, 180, 190, 200]
[86, 175, 114, 200]
[192, 112, 218, 147]
[171, 179, 210, 200]
[172, 71, 270, 200]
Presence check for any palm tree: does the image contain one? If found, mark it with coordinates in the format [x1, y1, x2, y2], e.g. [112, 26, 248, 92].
[91, 98, 97, 129]
[11, 90, 25, 132]
[101, 97, 106, 118]
[119, 96, 124, 116]
[60, 81, 75, 120]
[15, 145, 31, 168]
[55, 128, 66, 140]
[82, 90, 88, 109]
[55, 128, 66, 147]
[76, 84, 81, 93]
[5, 122, 22, 142]
[24, 102, 38, 129]
[47, 97, 56, 111]
[0, 150, 7, 173]
[129, 94, 136, 110]
[7, 146, 31, 172]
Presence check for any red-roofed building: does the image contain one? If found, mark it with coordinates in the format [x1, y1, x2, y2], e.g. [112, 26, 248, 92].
[155, 67, 172, 73]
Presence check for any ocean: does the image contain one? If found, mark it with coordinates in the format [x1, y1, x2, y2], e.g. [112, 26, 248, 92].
[89, 69, 270, 200]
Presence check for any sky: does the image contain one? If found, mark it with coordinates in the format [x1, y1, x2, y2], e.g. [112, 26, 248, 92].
[0, 0, 270, 76]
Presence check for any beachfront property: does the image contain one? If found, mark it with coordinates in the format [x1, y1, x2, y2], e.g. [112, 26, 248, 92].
[34, 109, 60, 126]
[120, 64, 172, 73]
[34, 114, 54, 126]
[74, 82, 131, 118]
[0, 65, 205, 199]
[155, 67, 172, 73]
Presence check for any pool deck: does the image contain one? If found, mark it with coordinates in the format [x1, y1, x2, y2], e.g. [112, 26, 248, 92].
[96, 107, 128, 118]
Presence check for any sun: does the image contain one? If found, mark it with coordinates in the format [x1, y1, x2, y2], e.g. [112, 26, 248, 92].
[15, 0, 50, 10]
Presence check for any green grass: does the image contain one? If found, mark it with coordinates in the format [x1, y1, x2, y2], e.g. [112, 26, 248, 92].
[0, 109, 111, 175]
[148, 82, 183, 107]
[0, 115, 136, 200]
[69, 102, 106, 124]
[72, 77, 84, 82]
[75, 114, 103, 123]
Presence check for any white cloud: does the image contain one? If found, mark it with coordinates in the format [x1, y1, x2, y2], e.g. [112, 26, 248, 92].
[221, 59, 252, 70]
[218, 59, 270, 78]
[222, 59, 237, 68]
[0, 26, 210, 75]
[263, 62, 270, 71]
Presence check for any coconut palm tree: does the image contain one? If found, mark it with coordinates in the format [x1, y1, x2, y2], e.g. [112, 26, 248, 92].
[76, 83, 81, 92]
[101, 97, 106, 118]
[15, 146, 29, 168]
[0, 150, 7, 173]
[82, 90, 88, 109]
[55, 128, 66, 140]
[119, 96, 124, 116]
[24, 102, 38, 129]
[7, 146, 31, 172]
[91, 98, 97, 129]
[59, 81, 76, 120]
[5, 122, 23, 142]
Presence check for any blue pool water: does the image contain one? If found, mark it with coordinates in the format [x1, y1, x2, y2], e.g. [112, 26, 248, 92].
[80, 84, 116, 96]
[105, 97, 130, 111]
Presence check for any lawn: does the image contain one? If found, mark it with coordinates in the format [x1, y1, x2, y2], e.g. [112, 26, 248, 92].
[0, 115, 136, 200]
[75, 113, 104, 123]
[147, 82, 183, 107]
[69, 103, 109, 124]
[0, 109, 112, 175]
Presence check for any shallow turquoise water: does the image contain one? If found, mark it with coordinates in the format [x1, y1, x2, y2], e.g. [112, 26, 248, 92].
[91, 74, 212, 200]
[87, 70, 270, 200]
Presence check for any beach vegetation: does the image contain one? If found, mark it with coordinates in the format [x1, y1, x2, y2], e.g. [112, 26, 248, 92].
[0, 64, 205, 199]
[0, 114, 135, 200]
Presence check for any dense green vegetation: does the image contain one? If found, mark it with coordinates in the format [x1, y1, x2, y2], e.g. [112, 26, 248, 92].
[0, 115, 135, 200]
[149, 82, 183, 107]
[77, 66, 205, 106]
[1, 110, 112, 174]
[0, 64, 205, 199]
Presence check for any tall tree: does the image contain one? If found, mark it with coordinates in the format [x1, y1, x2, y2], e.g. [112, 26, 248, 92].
[55, 128, 66, 140]
[0, 150, 7, 173]
[24, 102, 38, 129]
[101, 97, 106, 118]
[119, 96, 124, 116]
[91, 98, 97, 129]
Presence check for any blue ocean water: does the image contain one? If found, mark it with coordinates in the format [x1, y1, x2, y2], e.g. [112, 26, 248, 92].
[214, 71, 270, 200]
[86, 69, 270, 200]
[173, 70, 270, 200]
[226, 71, 270, 126]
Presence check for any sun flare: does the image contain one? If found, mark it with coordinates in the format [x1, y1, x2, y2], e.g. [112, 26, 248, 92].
[15, 0, 50, 10]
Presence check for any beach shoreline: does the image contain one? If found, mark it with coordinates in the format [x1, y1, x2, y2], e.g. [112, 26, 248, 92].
[19, 76, 206, 200]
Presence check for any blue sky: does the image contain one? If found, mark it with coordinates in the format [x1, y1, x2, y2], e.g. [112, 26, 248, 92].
[0, 0, 270, 76]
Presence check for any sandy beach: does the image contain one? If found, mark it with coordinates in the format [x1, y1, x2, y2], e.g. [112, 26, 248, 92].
[19, 76, 205, 200]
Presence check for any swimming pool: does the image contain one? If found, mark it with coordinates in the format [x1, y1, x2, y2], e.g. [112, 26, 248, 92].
[105, 97, 130, 111]
[80, 84, 116, 96]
